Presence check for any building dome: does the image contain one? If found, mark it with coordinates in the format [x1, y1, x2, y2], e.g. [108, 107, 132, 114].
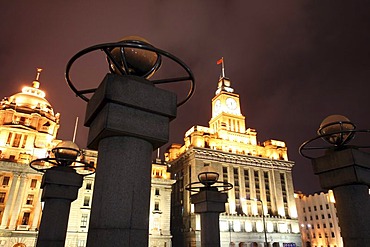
[0, 69, 58, 121]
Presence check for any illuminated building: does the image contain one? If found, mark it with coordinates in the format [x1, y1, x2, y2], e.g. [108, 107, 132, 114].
[165, 74, 301, 247]
[295, 191, 343, 247]
[0, 70, 174, 247]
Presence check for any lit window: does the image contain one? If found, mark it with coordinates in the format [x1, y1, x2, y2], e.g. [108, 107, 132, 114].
[154, 202, 160, 211]
[81, 214, 88, 227]
[83, 196, 90, 206]
[77, 240, 85, 247]
[26, 194, 34, 205]
[30, 179, 37, 189]
[0, 192, 6, 203]
[86, 182, 92, 190]
[12, 134, 21, 147]
[21, 212, 30, 225]
[2, 176, 10, 186]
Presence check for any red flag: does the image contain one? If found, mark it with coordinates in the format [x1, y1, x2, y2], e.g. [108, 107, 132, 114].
[217, 58, 223, 65]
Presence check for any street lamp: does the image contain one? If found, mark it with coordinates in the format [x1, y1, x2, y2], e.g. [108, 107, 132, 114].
[30, 141, 95, 247]
[245, 197, 268, 247]
[65, 36, 195, 246]
[299, 115, 370, 246]
[185, 165, 233, 247]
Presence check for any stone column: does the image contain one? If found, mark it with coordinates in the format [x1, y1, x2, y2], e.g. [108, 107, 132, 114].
[0, 173, 19, 228]
[191, 189, 228, 247]
[36, 167, 83, 247]
[84, 74, 176, 247]
[30, 190, 42, 230]
[312, 148, 370, 246]
[8, 174, 27, 229]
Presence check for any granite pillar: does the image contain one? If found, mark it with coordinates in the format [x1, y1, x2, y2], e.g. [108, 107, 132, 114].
[191, 190, 228, 247]
[36, 167, 83, 247]
[312, 148, 370, 246]
[84, 74, 176, 247]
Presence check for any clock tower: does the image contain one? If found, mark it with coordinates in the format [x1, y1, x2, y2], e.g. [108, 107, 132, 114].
[209, 76, 246, 134]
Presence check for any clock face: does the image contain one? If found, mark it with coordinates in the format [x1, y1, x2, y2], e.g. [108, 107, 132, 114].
[226, 97, 237, 110]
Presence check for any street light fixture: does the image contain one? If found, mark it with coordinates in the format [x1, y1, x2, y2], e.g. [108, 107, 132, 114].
[299, 115, 370, 246]
[65, 36, 195, 246]
[30, 141, 95, 247]
[245, 197, 268, 247]
[185, 165, 233, 247]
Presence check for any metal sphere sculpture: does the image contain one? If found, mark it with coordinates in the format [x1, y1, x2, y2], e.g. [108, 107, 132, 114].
[299, 114, 370, 159]
[185, 165, 233, 192]
[30, 141, 95, 175]
[65, 36, 195, 107]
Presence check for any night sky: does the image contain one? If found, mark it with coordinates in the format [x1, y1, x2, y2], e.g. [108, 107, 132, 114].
[1, 1, 370, 195]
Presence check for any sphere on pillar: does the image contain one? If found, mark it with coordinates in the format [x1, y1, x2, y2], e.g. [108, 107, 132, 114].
[109, 36, 161, 79]
[52, 141, 81, 166]
[317, 114, 356, 146]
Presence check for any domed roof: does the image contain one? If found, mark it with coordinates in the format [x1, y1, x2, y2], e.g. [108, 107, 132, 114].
[1, 69, 57, 119]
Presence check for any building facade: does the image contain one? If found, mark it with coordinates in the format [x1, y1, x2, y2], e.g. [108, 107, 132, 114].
[165, 75, 301, 247]
[0, 70, 174, 247]
[295, 191, 343, 247]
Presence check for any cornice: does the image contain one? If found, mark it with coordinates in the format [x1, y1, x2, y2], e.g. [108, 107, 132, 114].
[172, 147, 294, 170]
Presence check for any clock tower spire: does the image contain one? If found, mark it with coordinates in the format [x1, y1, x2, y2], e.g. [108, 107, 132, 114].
[210, 58, 246, 134]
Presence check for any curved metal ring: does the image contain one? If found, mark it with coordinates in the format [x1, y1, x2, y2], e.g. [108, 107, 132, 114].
[185, 181, 233, 193]
[299, 129, 370, 159]
[30, 158, 96, 176]
[65, 41, 195, 107]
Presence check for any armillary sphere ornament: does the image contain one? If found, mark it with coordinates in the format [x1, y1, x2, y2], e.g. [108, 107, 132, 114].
[65, 36, 195, 107]
[299, 114, 370, 159]
[30, 141, 95, 176]
[185, 166, 233, 192]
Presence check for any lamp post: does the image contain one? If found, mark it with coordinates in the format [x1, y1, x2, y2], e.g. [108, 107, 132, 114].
[185, 165, 233, 247]
[246, 198, 268, 247]
[300, 115, 370, 246]
[30, 141, 95, 247]
[65, 37, 194, 246]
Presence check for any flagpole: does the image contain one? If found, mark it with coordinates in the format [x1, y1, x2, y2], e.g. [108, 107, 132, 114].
[221, 57, 225, 78]
[72, 117, 79, 142]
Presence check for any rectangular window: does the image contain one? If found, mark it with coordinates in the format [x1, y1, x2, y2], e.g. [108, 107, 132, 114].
[320, 205, 323, 210]
[330, 223, 333, 228]
[26, 194, 34, 205]
[328, 213, 331, 218]
[21, 212, 30, 225]
[303, 208, 306, 213]
[12, 134, 21, 148]
[0, 192, 6, 203]
[154, 201, 160, 211]
[308, 206, 311, 212]
[331, 232, 335, 238]
[83, 196, 90, 206]
[326, 204, 329, 209]
[77, 240, 85, 247]
[6, 133, 12, 145]
[315, 215, 319, 220]
[314, 206, 317, 211]
[21, 135, 28, 148]
[30, 179, 37, 189]
[2, 176, 10, 186]
[321, 214, 325, 219]
[81, 214, 88, 227]
[317, 224, 320, 229]
[86, 182, 92, 190]
[155, 188, 160, 196]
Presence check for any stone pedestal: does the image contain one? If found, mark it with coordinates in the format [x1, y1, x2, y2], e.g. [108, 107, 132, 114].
[36, 167, 83, 247]
[85, 74, 176, 247]
[191, 190, 228, 247]
[312, 148, 370, 246]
